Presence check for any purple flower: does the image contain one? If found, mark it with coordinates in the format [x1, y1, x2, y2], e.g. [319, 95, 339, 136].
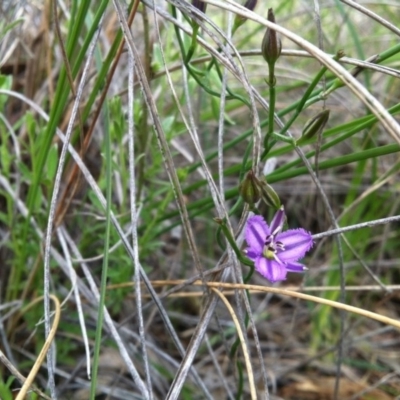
[245, 207, 313, 283]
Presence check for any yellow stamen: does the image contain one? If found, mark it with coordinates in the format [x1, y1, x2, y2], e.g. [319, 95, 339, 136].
[263, 247, 275, 260]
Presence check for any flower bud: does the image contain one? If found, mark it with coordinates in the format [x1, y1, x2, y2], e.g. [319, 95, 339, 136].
[261, 8, 282, 65]
[297, 109, 330, 144]
[244, 0, 257, 11]
[192, 0, 207, 14]
[239, 170, 261, 207]
[259, 180, 281, 209]
[233, 0, 258, 30]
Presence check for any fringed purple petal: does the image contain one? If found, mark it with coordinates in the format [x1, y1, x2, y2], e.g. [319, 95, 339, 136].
[269, 206, 286, 236]
[255, 256, 287, 282]
[245, 215, 270, 255]
[245, 248, 259, 261]
[285, 261, 307, 273]
[276, 228, 313, 261]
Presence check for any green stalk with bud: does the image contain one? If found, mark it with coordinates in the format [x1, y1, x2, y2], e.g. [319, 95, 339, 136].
[297, 109, 330, 145]
[261, 8, 282, 153]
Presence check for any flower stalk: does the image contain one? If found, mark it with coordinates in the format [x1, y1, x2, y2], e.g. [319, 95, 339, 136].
[261, 8, 282, 153]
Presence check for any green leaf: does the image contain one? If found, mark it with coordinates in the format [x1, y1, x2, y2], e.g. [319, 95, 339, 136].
[46, 143, 59, 182]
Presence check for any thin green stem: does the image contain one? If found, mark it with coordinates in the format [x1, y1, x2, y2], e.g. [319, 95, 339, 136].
[264, 62, 276, 152]
[235, 360, 244, 400]
[185, 24, 199, 64]
[211, 57, 250, 106]
[279, 68, 329, 138]
[90, 103, 112, 399]
[214, 218, 253, 268]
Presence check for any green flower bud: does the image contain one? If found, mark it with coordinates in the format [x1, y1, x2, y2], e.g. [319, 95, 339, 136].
[239, 170, 261, 207]
[259, 180, 281, 209]
[261, 8, 282, 65]
[297, 109, 330, 144]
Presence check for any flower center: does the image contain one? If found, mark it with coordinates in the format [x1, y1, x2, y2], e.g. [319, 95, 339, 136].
[262, 234, 285, 260]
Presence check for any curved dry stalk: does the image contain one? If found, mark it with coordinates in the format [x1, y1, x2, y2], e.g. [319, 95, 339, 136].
[312, 214, 400, 240]
[120, 282, 400, 296]
[203, 281, 400, 329]
[139, 278, 400, 329]
[340, 0, 400, 37]
[149, 50, 400, 82]
[281, 50, 400, 78]
[0, 350, 52, 400]
[16, 295, 61, 400]
[211, 288, 257, 400]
